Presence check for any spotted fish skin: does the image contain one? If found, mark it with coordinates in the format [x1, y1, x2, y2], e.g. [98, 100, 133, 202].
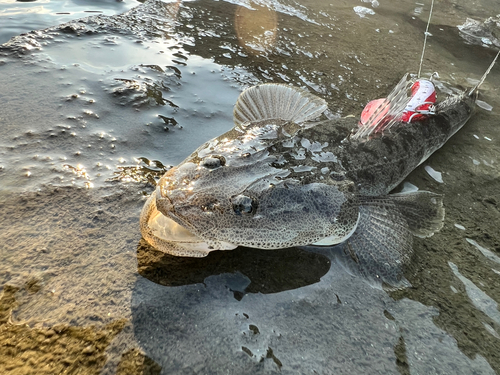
[226, 92, 475, 199]
[154, 116, 360, 251]
[338, 93, 476, 196]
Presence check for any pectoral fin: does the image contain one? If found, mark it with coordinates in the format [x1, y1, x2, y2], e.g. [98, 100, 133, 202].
[388, 191, 444, 238]
[313, 191, 444, 288]
[335, 202, 413, 288]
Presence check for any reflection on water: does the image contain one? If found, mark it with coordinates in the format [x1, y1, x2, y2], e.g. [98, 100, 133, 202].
[449, 262, 500, 326]
[0, 0, 139, 44]
[235, 2, 278, 55]
[467, 237, 500, 265]
[1, 0, 500, 373]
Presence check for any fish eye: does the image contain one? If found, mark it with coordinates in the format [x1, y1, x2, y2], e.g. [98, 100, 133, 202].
[231, 194, 257, 215]
[200, 155, 226, 169]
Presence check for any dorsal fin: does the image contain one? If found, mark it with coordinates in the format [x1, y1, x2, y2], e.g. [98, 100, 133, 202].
[351, 74, 412, 141]
[233, 83, 327, 126]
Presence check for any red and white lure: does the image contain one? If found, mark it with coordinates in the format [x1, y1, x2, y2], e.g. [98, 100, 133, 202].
[401, 79, 436, 122]
[353, 0, 438, 141]
[356, 78, 437, 140]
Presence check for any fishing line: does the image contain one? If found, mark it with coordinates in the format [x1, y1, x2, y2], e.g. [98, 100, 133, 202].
[417, 0, 435, 78]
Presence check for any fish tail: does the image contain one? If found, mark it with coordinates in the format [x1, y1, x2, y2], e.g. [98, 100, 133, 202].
[468, 50, 499, 97]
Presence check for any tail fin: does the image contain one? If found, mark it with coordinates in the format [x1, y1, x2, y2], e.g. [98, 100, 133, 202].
[468, 51, 499, 97]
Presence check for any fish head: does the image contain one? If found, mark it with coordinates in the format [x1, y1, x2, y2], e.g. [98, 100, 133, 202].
[152, 118, 359, 252]
[142, 83, 360, 255]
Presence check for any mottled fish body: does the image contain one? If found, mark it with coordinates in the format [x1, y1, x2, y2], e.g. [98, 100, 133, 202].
[140, 54, 497, 286]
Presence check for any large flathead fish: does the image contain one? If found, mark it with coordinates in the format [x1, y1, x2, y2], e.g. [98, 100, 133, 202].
[140, 54, 498, 286]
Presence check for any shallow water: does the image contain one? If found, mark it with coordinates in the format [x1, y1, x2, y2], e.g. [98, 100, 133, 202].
[1, 0, 499, 374]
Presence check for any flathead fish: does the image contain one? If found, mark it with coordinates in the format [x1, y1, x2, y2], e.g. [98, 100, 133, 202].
[140, 53, 498, 286]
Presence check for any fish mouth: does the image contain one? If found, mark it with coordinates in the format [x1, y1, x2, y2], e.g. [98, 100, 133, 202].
[148, 208, 204, 243]
[146, 189, 237, 255]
